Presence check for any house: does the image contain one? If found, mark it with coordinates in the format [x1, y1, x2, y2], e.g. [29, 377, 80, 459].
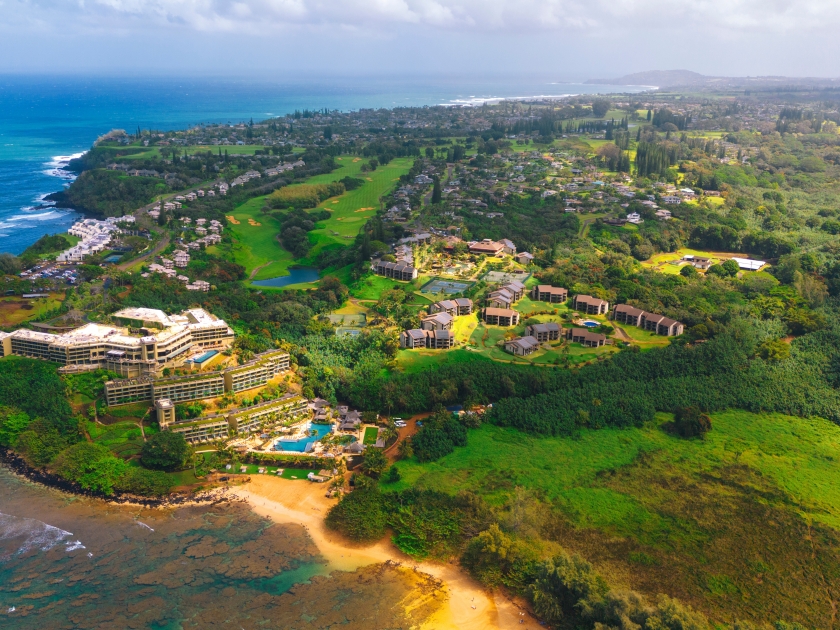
[627, 212, 643, 224]
[655, 209, 672, 220]
[531, 285, 568, 303]
[501, 239, 517, 255]
[526, 322, 561, 342]
[661, 195, 681, 205]
[572, 295, 609, 315]
[374, 260, 418, 281]
[516, 252, 534, 265]
[683, 255, 712, 270]
[482, 308, 520, 326]
[566, 328, 606, 347]
[505, 336, 540, 356]
[468, 239, 506, 256]
[339, 410, 362, 431]
[420, 312, 453, 331]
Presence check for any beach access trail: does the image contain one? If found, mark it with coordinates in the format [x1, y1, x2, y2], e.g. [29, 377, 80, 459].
[231, 477, 528, 630]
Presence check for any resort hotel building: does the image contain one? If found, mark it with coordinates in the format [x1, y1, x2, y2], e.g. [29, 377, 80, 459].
[0, 307, 234, 378]
[104, 349, 291, 406]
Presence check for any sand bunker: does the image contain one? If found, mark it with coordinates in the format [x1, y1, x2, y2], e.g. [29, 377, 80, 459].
[248, 219, 262, 226]
[352, 157, 361, 162]
[226, 215, 240, 225]
[354, 207, 375, 213]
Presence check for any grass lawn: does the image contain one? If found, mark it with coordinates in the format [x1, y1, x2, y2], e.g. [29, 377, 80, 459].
[452, 313, 479, 343]
[363, 426, 379, 445]
[227, 156, 409, 287]
[349, 273, 411, 300]
[617, 324, 672, 349]
[395, 348, 490, 373]
[0, 293, 64, 327]
[298, 157, 413, 263]
[87, 420, 145, 457]
[388, 410, 840, 626]
[642, 247, 764, 276]
[226, 194, 296, 281]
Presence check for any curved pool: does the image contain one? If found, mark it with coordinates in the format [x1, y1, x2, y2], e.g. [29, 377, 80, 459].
[582, 320, 600, 328]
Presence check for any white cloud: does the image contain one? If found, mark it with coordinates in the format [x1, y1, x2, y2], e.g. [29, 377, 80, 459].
[18, 0, 840, 34]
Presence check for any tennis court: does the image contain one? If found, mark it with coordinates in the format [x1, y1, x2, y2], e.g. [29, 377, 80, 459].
[328, 313, 367, 326]
[420, 278, 473, 294]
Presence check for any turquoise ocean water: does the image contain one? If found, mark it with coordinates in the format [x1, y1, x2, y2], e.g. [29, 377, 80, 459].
[0, 75, 648, 254]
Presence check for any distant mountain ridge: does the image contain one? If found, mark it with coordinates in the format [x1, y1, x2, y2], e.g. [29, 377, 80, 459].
[588, 69, 840, 90]
[587, 70, 709, 87]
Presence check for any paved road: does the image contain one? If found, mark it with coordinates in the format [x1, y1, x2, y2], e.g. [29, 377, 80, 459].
[117, 233, 169, 271]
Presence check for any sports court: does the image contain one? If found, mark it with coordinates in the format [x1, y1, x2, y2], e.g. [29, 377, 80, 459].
[420, 278, 473, 294]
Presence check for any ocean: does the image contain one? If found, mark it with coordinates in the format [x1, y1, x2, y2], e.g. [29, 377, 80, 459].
[0, 468, 448, 629]
[0, 74, 649, 255]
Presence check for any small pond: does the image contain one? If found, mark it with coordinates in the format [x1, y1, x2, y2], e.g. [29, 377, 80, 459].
[252, 267, 320, 288]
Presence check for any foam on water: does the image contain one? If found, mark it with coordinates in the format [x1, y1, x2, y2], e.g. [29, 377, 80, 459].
[0, 511, 85, 561]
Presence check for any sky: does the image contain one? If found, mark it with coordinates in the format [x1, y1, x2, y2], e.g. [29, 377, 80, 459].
[1, 0, 839, 78]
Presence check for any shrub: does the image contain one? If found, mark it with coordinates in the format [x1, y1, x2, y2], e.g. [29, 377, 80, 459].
[673, 406, 712, 438]
[53, 442, 127, 495]
[141, 431, 190, 471]
[325, 487, 386, 542]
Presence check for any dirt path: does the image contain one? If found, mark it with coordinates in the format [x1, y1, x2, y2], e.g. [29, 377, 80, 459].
[383, 414, 427, 463]
[230, 478, 529, 630]
[249, 262, 272, 281]
[613, 324, 632, 342]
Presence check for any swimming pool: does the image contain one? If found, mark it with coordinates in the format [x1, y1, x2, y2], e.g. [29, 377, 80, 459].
[189, 350, 218, 365]
[582, 320, 600, 328]
[275, 423, 333, 453]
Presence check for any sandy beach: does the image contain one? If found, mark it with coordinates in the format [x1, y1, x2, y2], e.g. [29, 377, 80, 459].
[231, 477, 529, 630]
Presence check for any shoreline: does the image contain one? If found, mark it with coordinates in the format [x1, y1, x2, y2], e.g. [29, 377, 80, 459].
[230, 476, 529, 630]
[0, 448, 227, 509]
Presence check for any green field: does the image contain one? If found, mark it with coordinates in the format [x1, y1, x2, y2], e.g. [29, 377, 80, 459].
[227, 156, 411, 287]
[0, 293, 64, 327]
[226, 195, 295, 281]
[348, 274, 411, 300]
[122, 145, 277, 160]
[390, 410, 840, 625]
[395, 348, 490, 373]
[299, 157, 413, 262]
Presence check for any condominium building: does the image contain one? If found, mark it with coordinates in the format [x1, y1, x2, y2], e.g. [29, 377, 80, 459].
[531, 285, 568, 303]
[399, 329, 455, 350]
[429, 298, 473, 316]
[612, 305, 684, 336]
[373, 260, 418, 281]
[482, 308, 520, 326]
[572, 295, 610, 315]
